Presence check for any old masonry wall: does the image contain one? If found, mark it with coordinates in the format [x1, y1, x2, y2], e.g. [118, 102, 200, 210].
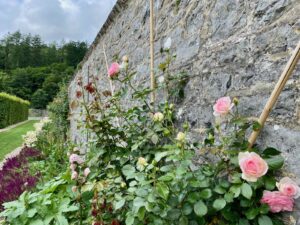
[68, 0, 300, 221]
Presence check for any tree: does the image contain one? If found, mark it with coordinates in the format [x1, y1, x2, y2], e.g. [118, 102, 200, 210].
[31, 89, 49, 109]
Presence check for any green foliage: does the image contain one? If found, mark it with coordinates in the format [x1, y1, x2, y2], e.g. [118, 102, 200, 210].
[47, 83, 69, 139]
[32, 84, 70, 180]
[0, 174, 79, 225]
[0, 31, 87, 109]
[1, 63, 74, 109]
[0, 31, 88, 70]
[0, 92, 29, 128]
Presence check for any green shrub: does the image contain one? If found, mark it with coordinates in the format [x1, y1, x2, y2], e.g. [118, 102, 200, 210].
[0, 92, 30, 128]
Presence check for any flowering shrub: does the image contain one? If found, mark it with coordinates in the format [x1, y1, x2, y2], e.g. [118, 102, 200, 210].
[0, 147, 41, 210]
[22, 117, 52, 147]
[66, 53, 297, 225]
[1, 48, 299, 225]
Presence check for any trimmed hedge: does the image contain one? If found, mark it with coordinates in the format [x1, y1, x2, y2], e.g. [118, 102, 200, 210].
[0, 93, 30, 129]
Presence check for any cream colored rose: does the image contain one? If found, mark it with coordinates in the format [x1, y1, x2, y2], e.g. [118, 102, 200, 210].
[276, 177, 300, 199]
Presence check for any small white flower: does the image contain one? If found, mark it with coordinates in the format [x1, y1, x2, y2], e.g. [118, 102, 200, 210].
[137, 157, 148, 171]
[122, 55, 129, 62]
[153, 112, 164, 122]
[163, 37, 172, 50]
[176, 132, 186, 142]
[273, 125, 280, 131]
[158, 76, 165, 83]
[137, 157, 147, 166]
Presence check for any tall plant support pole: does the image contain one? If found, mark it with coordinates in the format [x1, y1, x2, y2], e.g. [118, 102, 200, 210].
[248, 41, 300, 147]
[103, 44, 114, 96]
[150, 0, 155, 105]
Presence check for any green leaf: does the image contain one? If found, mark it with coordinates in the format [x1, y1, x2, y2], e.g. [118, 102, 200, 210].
[115, 199, 125, 210]
[253, 121, 262, 131]
[158, 174, 174, 181]
[258, 215, 273, 225]
[214, 185, 226, 194]
[199, 188, 212, 199]
[56, 214, 68, 225]
[122, 165, 136, 179]
[194, 200, 207, 216]
[213, 198, 226, 211]
[30, 220, 44, 225]
[266, 155, 284, 170]
[224, 192, 234, 203]
[137, 207, 146, 220]
[260, 204, 270, 214]
[182, 203, 193, 215]
[156, 183, 169, 200]
[126, 213, 135, 225]
[264, 176, 276, 190]
[241, 183, 252, 199]
[151, 134, 159, 144]
[155, 151, 170, 162]
[27, 208, 37, 218]
[239, 218, 250, 225]
[245, 208, 259, 220]
[263, 147, 281, 156]
[179, 216, 189, 225]
[229, 185, 241, 198]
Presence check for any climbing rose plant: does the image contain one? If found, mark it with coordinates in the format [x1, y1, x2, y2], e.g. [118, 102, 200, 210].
[67, 52, 299, 225]
[1, 48, 299, 225]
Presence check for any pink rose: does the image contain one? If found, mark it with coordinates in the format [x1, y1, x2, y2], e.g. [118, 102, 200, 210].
[261, 191, 294, 213]
[69, 154, 84, 164]
[71, 171, 78, 180]
[108, 63, 120, 78]
[276, 177, 300, 199]
[238, 151, 268, 182]
[83, 167, 91, 177]
[213, 97, 234, 116]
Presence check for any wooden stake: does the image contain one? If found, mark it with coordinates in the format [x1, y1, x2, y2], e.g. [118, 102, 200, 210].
[248, 41, 300, 147]
[103, 44, 114, 96]
[149, 0, 155, 105]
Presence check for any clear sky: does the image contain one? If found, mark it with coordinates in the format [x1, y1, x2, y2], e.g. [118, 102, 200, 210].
[0, 0, 117, 43]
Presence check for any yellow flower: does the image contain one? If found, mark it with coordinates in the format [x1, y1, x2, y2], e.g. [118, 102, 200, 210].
[137, 157, 147, 166]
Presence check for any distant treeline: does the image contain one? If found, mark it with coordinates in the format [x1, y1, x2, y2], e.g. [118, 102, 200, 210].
[0, 31, 88, 109]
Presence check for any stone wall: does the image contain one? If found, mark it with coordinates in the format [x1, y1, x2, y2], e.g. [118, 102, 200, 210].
[69, 0, 300, 221]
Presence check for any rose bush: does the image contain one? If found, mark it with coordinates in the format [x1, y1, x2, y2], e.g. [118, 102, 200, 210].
[1, 47, 299, 225]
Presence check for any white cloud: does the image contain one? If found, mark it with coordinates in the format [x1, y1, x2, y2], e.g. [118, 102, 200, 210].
[58, 0, 79, 13]
[0, 0, 117, 43]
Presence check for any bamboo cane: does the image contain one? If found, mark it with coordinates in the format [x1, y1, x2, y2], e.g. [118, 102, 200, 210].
[248, 41, 300, 147]
[102, 44, 114, 96]
[149, 0, 155, 105]
[102, 44, 120, 126]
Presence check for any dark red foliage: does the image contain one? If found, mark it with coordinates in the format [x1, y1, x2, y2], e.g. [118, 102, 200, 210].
[93, 222, 104, 225]
[0, 147, 41, 210]
[76, 90, 83, 98]
[84, 82, 96, 94]
[111, 219, 120, 225]
[92, 209, 98, 217]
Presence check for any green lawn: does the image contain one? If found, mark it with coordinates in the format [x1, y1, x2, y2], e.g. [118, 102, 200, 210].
[0, 120, 37, 161]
